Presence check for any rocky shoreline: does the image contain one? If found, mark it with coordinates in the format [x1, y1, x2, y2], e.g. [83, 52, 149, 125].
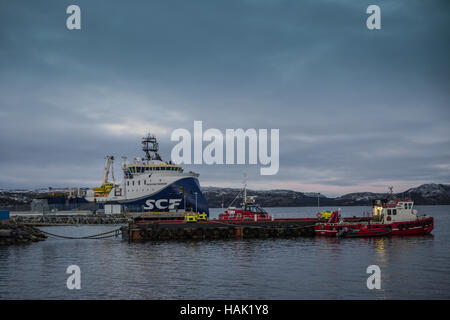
[0, 222, 47, 245]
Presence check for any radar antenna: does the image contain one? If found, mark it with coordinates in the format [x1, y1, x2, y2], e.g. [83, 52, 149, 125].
[142, 134, 162, 161]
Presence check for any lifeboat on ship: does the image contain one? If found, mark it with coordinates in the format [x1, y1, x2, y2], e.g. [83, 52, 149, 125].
[315, 210, 392, 238]
[371, 189, 433, 236]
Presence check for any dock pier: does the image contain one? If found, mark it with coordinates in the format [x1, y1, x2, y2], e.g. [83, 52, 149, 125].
[7, 211, 369, 242]
[122, 218, 322, 242]
[10, 213, 131, 226]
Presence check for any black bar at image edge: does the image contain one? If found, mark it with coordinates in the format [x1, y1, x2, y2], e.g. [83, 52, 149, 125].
[0, 300, 449, 318]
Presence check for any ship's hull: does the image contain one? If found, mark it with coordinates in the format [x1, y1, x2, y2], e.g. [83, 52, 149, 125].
[315, 223, 391, 238]
[390, 217, 434, 236]
[118, 177, 209, 215]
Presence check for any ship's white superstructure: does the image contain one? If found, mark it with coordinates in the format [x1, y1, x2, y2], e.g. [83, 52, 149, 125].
[82, 134, 209, 214]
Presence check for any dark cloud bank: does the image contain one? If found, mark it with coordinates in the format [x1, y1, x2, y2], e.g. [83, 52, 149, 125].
[0, 0, 449, 196]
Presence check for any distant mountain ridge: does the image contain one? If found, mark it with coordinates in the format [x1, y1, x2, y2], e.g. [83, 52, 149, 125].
[201, 183, 450, 207]
[0, 183, 449, 208]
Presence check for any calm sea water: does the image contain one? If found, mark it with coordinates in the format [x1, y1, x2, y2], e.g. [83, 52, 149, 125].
[1, 206, 449, 300]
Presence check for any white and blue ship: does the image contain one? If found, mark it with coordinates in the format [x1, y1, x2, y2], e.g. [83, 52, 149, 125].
[44, 134, 209, 215]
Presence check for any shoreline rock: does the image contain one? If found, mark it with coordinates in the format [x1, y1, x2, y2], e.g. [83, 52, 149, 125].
[0, 222, 47, 245]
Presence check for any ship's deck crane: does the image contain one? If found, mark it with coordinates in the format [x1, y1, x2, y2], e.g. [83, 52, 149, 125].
[93, 155, 115, 197]
[102, 155, 115, 186]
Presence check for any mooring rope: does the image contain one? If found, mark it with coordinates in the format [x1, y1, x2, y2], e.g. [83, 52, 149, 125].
[39, 228, 122, 240]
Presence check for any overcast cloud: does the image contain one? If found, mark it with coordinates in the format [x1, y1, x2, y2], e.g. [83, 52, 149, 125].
[0, 0, 449, 196]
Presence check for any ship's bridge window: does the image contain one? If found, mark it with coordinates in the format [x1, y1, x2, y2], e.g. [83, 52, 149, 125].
[409, 203, 412, 209]
[404, 203, 408, 209]
[393, 209, 397, 215]
[387, 209, 391, 215]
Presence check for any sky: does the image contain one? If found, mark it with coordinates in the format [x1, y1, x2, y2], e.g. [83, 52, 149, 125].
[0, 0, 449, 196]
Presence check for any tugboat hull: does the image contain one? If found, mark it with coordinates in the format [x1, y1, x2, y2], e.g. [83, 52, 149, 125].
[390, 217, 434, 236]
[315, 223, 392, 238]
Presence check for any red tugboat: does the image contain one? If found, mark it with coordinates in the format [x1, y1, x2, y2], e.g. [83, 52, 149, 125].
[217, 178, 273, 222]
[315, 210, 392, 238]
[218, 198, 272, 222]
[371, 187, 434, 236]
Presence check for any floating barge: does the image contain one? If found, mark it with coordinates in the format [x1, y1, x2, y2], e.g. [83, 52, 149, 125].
[121, 215, 368, 242]
[121, 183, 370, 242]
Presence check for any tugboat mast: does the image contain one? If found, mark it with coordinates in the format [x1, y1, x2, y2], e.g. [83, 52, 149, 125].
[388, 185, 395, 200]
[142, 134, 162, 161]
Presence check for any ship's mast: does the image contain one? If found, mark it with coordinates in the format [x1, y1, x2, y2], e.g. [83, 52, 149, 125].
[388, 185, 395, 200]
[142, 134, 162, 161]
[243, 173, 247, 207]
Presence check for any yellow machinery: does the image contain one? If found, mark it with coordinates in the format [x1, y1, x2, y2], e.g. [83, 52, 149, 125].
[184, 212, 208, 222]
[185, 212, 197, 223]
[196, 212, 207, 221]
[318, 210, 333, 220]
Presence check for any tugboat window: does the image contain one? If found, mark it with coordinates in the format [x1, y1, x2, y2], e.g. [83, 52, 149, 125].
[393, 209, 397, 215]
[387, 209, 391, 215]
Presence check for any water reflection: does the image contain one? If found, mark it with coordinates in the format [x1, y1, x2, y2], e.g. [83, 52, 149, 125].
[0, 206, 449, 299]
